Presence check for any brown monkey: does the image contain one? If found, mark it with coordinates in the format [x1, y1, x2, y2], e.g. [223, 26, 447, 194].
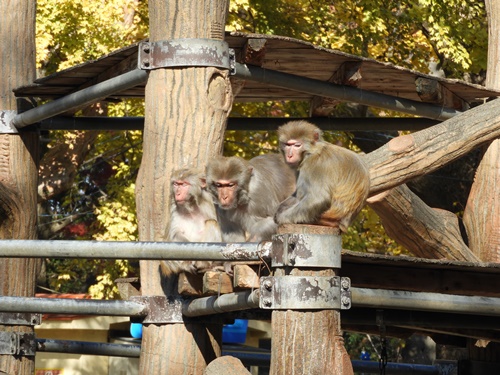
[161, 167, 222, 276]
[206, 153, 296, 242]
[275, 120, 370, 233]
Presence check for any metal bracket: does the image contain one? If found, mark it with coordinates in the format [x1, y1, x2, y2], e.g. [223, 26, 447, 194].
[0, 332, 36, 356]
[0, 313, 41, 326]
[271, 233, 342, 268]
[260, 276, 351, 310]
[0, 111, 18, 134]
[138, 39, 235, 74]
[130, 295, 184, 324]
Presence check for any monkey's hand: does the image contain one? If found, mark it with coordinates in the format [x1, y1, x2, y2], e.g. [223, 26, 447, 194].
[274, 196, 299, 224]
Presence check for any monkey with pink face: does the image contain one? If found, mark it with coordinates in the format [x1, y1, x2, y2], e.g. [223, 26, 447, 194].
[161, 167, 222, 276]
[206, 153, 296, 242]
[275, 120, 370, 233]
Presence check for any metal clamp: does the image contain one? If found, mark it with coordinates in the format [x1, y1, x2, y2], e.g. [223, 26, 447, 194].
[138, 39, 235, 74]
[271, 233, 342, 268]
[130, 295, 184, 324]
[260, 276, 351, 310]
[0, 313, 41, 326]
[0, 332, 36, 356]
[0, 111, 18, 134]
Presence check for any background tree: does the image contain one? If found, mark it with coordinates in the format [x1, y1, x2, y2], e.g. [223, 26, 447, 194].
[35, 0, 491, 296]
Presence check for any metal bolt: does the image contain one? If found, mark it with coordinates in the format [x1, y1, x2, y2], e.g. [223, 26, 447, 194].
[263, 279, 273, 291]
[341, 296, 351, 307]
[341, 278, 350, 290]
[262, 298, 272, 307]
[142, 45, 150, 54]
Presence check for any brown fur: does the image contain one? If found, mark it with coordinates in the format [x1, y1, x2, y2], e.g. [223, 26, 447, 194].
[206, 153, 296, 241]
[275, 120, 370, 233]
[161, 168, 222, 276]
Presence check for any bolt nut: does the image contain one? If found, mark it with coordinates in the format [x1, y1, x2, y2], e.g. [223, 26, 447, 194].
[262, 298, 273, 307]
[263, 279, 273, 291]
[341, 278, 350, 290]
[341, 296, 351, 307]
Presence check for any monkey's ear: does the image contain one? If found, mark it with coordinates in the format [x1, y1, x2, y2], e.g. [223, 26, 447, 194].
[313, 129, 320, 142]
[248, 166, 254, 175]
[199, 178, 207, 188]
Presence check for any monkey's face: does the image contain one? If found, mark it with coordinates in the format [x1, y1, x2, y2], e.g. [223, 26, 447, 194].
[213, 180, 238, 209]
[281, 139, 304, 169]
[173, 180, 192, 205]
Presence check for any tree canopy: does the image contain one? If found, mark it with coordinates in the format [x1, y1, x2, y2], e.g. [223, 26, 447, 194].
[35, 0, 489, 297]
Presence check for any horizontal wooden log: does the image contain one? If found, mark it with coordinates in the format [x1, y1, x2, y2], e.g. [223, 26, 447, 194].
[367, 184, 479, 262]
[203, 271, 233, 295]
[363, 98, 500, 196]
[233, 264, 260, 289]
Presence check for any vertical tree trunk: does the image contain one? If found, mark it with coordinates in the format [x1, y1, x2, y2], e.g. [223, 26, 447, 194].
[271, 225, 353, 375]
[0, 0, 39, 373]
[463, 0, 500, 262]
[135, 1, 232, 373]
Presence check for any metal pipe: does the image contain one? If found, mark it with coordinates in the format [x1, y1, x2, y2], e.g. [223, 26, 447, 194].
[183, 290, 260, 317]
[12, 69, 149, 128]
[351, 360, 440, 374]
[351, 287, 500, 317]
[35, 338, 447, 373]
[0, 296, 146, 316]
[234, 63, 460, 121]
[37, 339, 141, 358]
[39, 116, 439, 132]
[0, 239, 270, 261]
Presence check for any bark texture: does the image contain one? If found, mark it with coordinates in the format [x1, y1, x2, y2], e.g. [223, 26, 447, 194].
[0, 0, 38, 373]
[362, 98, 500, 196]
[135, 1, 232, 374]
[462, 0, 500, 262]
[271, 225, 353, 375]
[368, 185, 479, 262]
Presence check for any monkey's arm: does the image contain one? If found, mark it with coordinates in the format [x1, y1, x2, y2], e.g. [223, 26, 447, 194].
[275, 190, 330, 225]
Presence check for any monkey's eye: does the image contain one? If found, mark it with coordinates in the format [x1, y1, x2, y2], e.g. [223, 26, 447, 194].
[173, 181, 189, 187]
[293, 142, 302, 148]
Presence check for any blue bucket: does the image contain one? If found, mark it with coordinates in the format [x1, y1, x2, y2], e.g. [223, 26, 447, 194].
[222, 319, 248, 344]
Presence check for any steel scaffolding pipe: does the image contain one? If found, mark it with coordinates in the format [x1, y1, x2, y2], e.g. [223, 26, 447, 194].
[352, 287, 500, 317]
[0, 239, 270, 261]
[12, 69, 149, 128]
[0, 296, 146, 317]
[37, 339, 141, 358]
[183, 290, 260, 317]
[40, 116, 439, 132]
[234, 63, 460, 121]
[351, 360, 440, 374]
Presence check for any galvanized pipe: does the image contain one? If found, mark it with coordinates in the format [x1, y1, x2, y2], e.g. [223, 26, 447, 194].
[39, 116, 439, 132]
[352, 287, 500, 317]
[234, 63, 460, 121]
[0, 239, 270, 261]
[37, 339, 141, 358]
[183, 290, 260, 317]
[0, 296, 146, 317]
[35, 339, 446, 374]
[12, 69, 149, 128]
[351, 360, 440, 374]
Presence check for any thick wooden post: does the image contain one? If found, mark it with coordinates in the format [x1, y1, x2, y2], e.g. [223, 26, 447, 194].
[135, 0, 232, 373]
[270, 224, 353, 375]
[0, 0, 39, 373]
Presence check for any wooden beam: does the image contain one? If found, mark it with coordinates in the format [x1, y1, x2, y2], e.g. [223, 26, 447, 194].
[363, 98, 500, 196]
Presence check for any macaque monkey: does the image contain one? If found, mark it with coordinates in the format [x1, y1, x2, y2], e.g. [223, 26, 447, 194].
[275, 120, 370, 233]
[161, 167, 222, 276]
[206, 153, 296, 242]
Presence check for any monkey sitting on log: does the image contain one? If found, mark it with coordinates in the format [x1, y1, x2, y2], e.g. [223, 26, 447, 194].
[206, 153, 296, 242]
[275, 120, 370, 233]
[161, 167, 222, 276]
